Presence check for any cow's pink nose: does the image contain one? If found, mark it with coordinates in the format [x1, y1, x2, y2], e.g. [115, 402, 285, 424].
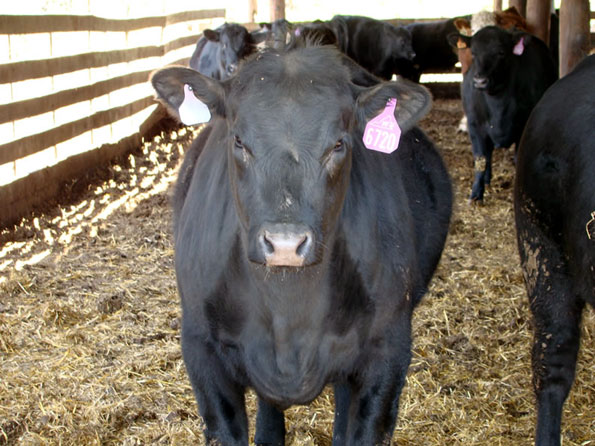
[260, 228, 312, 267]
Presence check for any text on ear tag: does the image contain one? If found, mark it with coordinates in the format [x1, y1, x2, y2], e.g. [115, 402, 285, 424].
[363, 98, 402, 154]
[179, 84, 211, 125]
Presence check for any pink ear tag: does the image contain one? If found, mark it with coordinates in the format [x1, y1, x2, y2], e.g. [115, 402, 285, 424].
[363, 98, 401, 154]
[513, 37, 525, 56]
[178, 84, 211, 126]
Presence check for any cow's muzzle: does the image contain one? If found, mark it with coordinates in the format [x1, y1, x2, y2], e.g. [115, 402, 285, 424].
[256, 224, 314, 267]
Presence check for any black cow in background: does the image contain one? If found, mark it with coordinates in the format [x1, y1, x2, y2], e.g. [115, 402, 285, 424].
[331, 15, 416, 80]
[151, 45, 452, 445]
[255, 19, 294, 49]
[515, 54, 595, 446]
[395, 17, 467, 83]
[292, 20, 339, 47]
[459, 25, 557, 202]
[189, 23, 265, 80]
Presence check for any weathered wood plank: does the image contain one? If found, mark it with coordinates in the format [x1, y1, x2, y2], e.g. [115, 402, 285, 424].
[0, 70, 152, 124]
[0, 34, 197, 83]
[0, 9, 224, 34]
[0, 96, 155, 165]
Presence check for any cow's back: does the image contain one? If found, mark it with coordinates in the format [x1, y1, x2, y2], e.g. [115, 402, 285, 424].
[515, 55, 595, 302]
[407, 20, 459, 70]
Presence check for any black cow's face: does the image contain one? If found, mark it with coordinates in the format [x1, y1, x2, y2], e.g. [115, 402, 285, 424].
[225, 67, 354, 267]
[470, 26, 517, 93]
[219, 26, 253, 78]
[389, 27, 416, 62]
[151, 47, 431, 268]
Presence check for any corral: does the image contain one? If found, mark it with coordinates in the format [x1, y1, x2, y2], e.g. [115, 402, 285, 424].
[1, 1, 594, 445]
[1, 97, 594, 445]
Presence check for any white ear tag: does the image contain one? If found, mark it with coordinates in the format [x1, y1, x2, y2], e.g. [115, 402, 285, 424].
[179, 84, 211, 125]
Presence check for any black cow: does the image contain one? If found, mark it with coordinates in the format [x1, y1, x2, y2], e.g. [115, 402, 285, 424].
[254, 19, 294, 49]
[189, 23, 263, 80]
[460, 26, 557, 202]
[394, 18, 466, 83]
[514, 54, 595, 446]
[151, 45, 452, 445]
[292, 20, 339, 47]
[331, 15, 416, 80]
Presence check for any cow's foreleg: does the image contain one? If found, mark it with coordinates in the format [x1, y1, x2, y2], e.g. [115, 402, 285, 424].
[182, 327, 249, 446]
[332, 323, 411, 446]
[255, 398, 285, 446]
[469, 130, 494, 202]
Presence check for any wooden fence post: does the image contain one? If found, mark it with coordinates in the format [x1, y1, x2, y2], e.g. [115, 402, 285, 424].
[509, 0, 527, 16]
[270, 0, 285, 21]
[248, 0, 257, 23]
[559, 0, 590, 77]
[526, 0, 551, 44]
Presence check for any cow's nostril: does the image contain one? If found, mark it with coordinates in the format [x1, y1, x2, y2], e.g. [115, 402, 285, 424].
[262, 232, 275, 255]
[296, 233, 311, 258]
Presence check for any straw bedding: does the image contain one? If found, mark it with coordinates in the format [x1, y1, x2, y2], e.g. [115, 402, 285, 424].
[0, 98, 593, 445]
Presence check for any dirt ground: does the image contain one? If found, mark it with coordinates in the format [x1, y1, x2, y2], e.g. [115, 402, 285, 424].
[0, 98, 593, 445]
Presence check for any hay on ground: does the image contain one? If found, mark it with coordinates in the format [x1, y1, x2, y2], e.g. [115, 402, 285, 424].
[0, 99, 593, 445]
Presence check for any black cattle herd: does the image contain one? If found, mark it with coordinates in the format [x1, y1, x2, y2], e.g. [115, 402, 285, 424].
[149, 9, 594, 446]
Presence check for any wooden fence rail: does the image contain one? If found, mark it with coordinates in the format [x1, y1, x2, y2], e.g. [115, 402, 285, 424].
[0, 9, 224, 228]
[0, 8, 592, 229]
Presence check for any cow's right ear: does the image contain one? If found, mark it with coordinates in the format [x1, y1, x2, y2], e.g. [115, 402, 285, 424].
[150, 66, 226, 125]
[203, 29, 220, 42]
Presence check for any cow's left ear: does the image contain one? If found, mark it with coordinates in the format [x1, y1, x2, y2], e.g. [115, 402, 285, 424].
[250, 29, 269, 45]
[150, 66, 226, 125]
[355, 78, 432, 135]
[203, 29, 220, 42]
[447, 32, 470, 49]
[512, 34, 526, 56]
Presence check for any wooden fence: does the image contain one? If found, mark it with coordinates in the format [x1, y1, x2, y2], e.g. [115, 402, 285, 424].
[0, 9, 225, 228]
[0, 8, 592, 229]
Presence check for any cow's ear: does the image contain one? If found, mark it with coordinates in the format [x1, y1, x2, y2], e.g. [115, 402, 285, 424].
[355, 78, 431, 134]
[250, 29, 269, 45]
[453, 18, 472, 36]
[447, 32, 470, 49]
[512, 33, 526, 56]
[203, 29, 220, 42]
[150, 66, 226, 125]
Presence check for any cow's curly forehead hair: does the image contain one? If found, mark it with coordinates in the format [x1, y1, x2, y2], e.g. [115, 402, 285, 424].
[230, 46, 350, 92]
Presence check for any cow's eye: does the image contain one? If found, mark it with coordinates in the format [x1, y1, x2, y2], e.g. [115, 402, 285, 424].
[333, 139, 345, 152]
[233, 135, 252, 160]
